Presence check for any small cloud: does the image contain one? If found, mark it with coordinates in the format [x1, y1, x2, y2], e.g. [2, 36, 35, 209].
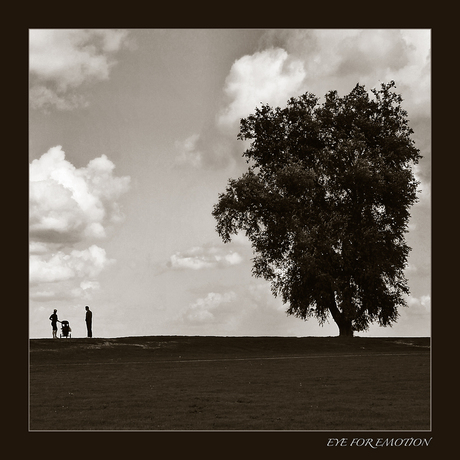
[29, 245, 114, 285]
[182, 291, 237, 324]
[405, 263, 418, 273]
[29, 290, 57, 302]
[71, 280, 101, 300]
[174, 134, 203, 168]
[420, 295, 431, 311]
[169, 254, 215, 270]
[223, 252, 243, 265]
[30, 279, 101, 303]
[169, 245, 244, 270]
[29, 85, 89, 111]
[173, 127, 241, 170]
[80, 280, 101, 291]
[29, 241, 52, 255]
[407, 294, 431, 312]
[413, 163, 431, 205]
[248, 282, 285, 312]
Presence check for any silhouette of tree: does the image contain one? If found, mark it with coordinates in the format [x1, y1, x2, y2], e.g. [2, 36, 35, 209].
[213, 82, 421, 336]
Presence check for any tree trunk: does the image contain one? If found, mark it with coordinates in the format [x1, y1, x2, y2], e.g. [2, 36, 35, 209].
[327, 292, 354, 337]
[338, 319, 354, 337]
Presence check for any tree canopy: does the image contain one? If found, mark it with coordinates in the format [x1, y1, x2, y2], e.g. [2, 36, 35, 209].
[212, 82, 421, 336]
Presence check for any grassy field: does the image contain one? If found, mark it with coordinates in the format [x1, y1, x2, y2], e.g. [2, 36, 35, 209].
[29, 336, 430, 431]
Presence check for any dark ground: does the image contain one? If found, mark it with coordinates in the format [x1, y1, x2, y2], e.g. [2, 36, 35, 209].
[29, 336, 430, 431]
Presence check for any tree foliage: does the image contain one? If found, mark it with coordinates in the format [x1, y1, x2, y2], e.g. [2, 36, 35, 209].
[212, 82, 421, 336]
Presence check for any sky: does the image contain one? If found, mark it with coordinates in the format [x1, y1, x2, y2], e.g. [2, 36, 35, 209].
[29, 29, 431, 339]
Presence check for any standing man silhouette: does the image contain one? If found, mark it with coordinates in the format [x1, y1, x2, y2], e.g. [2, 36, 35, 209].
[85, 306, 92, 338]
[49, 309, 61, 339]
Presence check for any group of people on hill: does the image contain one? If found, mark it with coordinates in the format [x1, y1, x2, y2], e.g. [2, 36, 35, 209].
[49, 306, 92, 338]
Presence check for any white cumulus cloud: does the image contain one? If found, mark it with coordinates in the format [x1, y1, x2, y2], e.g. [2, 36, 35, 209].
[217, 47, 306, 129]
[30, 146, 130, 244]
[29, 146, 130, 303]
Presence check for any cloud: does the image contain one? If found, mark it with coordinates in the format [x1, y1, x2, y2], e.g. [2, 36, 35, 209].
[260, 29, 430, 104]
[181, 291, 237, 324]
[29, 290, 58, 302]
[29, 245, 114, 284]
[29, 241, 51, 255]
[247, 282, 286, 313]
[169, 245, 244, 270]
[174, 134, 203, 168]
[30, 146, 130, 244]
[29, 85, 89, 111]
[71, 280, 101, 300]
[29, 146, 130, 302]
[407, 294, 431, 312]
[382, 293, 431, 336]
[178, 29, 430, 170]
[179, 282, 294, 334]
[217, 47, 306, 129]
[413, 163, 431, 205]
[30, 279, 101, 303]
[29, 29, 131, 111]
[173, 125, 242, 170]
[80, 280, 101, 291]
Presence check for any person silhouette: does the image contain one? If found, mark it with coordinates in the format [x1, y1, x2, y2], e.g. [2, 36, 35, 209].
[85, 306, 92, 338]
[49, 309, 61, 339]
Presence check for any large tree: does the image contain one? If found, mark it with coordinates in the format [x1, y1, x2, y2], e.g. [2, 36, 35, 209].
[212, 82, 421, 337]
